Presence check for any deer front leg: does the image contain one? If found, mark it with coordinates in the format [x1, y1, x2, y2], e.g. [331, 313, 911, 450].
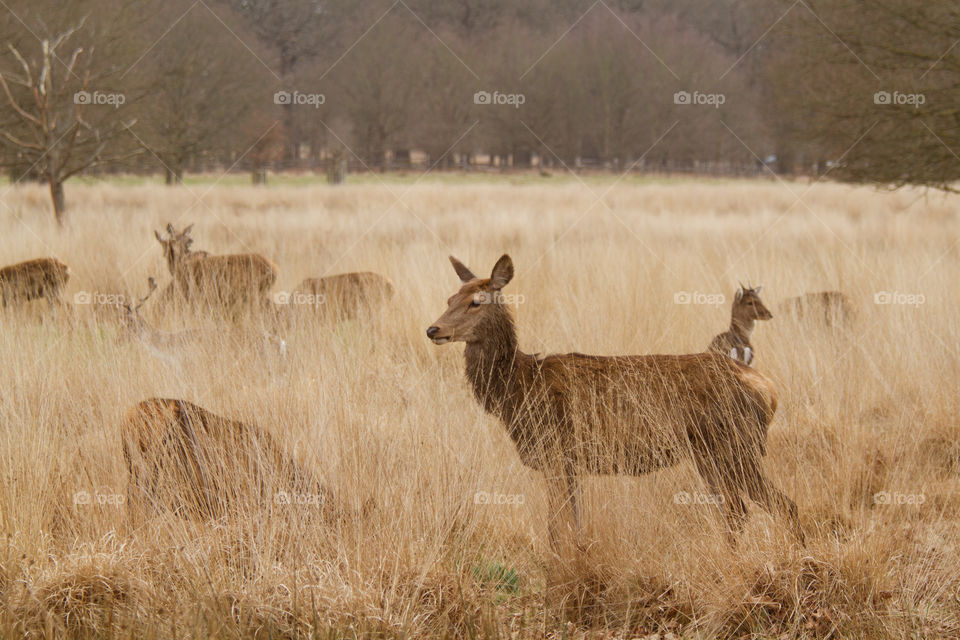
[545, 470, 582, 556]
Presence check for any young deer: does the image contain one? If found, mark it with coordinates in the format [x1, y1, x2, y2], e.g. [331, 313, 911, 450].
[427, 256, 801, 552]
[779, 290, 855, 328]
[0, 257, 70, 307]
[122, 398, 331, 521]
[286, 271, 394, 321]
[708, 284, 773, 366]
[154, 223, 278, 313]
[116, 277, 199, 351]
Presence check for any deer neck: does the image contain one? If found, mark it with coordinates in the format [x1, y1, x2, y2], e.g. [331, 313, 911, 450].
[463, 305, 523, 416]
[730, 315, 755, 341]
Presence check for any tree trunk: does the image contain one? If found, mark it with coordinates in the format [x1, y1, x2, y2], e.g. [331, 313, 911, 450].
[165, 166, 184, 185]
[50, 179, 66, 227]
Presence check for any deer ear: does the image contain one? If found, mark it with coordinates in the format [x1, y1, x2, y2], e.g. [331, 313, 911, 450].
[754, 285, 763, 294]
[183, 223, 194, 235]
[154, 230, 164, 243]
[166, 223, 175, 234]
[735, 287, 744, 301]
[489, 254, 514, 290]
[449, 256, 477, 283]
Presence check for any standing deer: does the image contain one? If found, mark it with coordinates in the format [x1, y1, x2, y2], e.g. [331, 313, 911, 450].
[0, 257, 70, 307]
[286, 271, 394, 321]
[154, 223, 277, 313]
[122, 398, 330, 521]
[778, 290, 855, 328]
[427, 255, 802, 551]
[708, 284, 773, 366]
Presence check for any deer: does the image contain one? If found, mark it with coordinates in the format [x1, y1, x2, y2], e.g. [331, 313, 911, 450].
[708, 284, 773, 366]
[122, 398, 331, 522]
[283, 271, 395, 321]
[778, 290, 855, 328]
[154, 223, 278, 314]
[426, 255, 802, 553]
[0, 257, 70, 308]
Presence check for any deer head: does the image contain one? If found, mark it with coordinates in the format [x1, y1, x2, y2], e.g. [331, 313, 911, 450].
[426, 254, 514, 344]
[120, 277, 158, 331]
[154, 223, 195, 274]
[733, 282, 773, 324]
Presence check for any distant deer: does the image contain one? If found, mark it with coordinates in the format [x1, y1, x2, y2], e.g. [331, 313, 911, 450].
[285, 271, 394, 321]
[778, 290, 855, 328]
[0, 257, 70, 307]
[122, 398, 330, 521]
[427, 256, 802, 551]
[154, 223, 278, 312]
[708, 284, 773, 366]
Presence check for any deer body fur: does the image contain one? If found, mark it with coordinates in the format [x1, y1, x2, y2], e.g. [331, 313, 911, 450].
[291, 271, 394, 320]
[0, 257, 70, 307]
[122, 398, 327, 520]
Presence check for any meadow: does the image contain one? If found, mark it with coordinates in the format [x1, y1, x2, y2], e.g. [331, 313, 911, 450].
[0, 176, 957, 638]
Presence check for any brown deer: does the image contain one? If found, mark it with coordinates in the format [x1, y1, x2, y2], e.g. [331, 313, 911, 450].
[778, 290, 855, 328]
[427, 255, 802, 551]
[708, 284, 773, 366]
[154, 223, 278, 312]
[0, 257, 70, 307]
[285, 271, 394, 321]
[122, 398, 330, 521]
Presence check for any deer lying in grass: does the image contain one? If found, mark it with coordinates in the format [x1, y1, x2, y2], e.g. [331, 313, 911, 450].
[285, 271, 394, 321]
[427, 255, 802, 551]
[778, 290, 855, 328]
[154, 223, 278, 313]
[0, 257, 70, 307]
[708, 284, 773, 366]
[122, 398, 330, 521]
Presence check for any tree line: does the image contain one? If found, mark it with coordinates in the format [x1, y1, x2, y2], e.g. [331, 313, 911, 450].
[0, 0, 957, 223]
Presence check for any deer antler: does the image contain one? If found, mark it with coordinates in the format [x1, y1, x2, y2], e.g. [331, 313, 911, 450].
[133, 277, 158, 313]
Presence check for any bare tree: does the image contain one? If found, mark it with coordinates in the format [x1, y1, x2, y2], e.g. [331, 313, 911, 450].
[0, 18, 137, 224]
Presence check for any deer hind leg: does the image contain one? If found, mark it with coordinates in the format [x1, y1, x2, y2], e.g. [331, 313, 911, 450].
[746, 470, 805, 545]
[690, 448, 749, 540]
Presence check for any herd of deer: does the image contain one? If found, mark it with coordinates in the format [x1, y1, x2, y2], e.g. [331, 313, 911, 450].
[0, 231, 857, 551]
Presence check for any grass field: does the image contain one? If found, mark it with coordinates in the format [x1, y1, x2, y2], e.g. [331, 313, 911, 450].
[0, 177, 957, 638]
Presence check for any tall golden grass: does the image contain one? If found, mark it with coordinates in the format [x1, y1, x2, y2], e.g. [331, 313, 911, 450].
[0, 178, 957, 638]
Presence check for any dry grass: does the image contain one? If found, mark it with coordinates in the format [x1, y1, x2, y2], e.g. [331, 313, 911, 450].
[0, 177, 957, 638]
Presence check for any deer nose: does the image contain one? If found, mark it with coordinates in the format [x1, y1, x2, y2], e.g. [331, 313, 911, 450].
[426, 326, 440, 339]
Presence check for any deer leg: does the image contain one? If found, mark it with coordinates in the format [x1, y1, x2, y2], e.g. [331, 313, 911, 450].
[545, 472, 581, 556]
[747, 473, 805, 545]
